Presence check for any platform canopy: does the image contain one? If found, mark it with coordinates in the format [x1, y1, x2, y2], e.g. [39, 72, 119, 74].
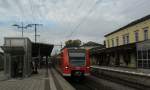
[91, 43, 136, 55]
[32, 42, 54, 57]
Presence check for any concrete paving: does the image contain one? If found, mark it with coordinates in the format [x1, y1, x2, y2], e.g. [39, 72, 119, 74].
[0, 68, 75, 90]
[0, 71, 7, 81]
[0, 69, 46, 90]
[50, 68, 75, 90]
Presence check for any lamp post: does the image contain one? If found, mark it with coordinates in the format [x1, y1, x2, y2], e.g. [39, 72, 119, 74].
[12, 22, 30, 37]
[27, 24, 42, 70]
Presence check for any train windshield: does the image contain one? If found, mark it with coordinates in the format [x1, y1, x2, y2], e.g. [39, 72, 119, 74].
[69, 49, 86, 66]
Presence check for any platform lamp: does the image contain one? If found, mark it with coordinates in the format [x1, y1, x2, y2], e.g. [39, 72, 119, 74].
[12, 22, 29, 37]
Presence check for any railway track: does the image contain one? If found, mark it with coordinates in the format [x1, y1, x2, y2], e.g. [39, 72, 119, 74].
[52, 65, 139, 90]
[91, 72, 150, 90]
[67, 77, 101, 90]
[68, 75, 137, 90]
[53, 66, 136, 90]
[49, 66, 75, 90]
[67, 76, 113, 90]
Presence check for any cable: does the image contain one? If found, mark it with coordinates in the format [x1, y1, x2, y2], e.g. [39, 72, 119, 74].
[66, 0, 100, 39]
[28, 0, 36, 23]
[63, 0, 85, 39]
[35, 0, 44, 24]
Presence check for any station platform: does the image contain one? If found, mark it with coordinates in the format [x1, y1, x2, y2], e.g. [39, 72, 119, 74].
[0, 68, 75, 90]
[91, 65, 150, 77]
[0, 69, 46, 90]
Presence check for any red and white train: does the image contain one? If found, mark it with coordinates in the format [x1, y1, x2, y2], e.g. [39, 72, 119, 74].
[54, 48, 90, 77]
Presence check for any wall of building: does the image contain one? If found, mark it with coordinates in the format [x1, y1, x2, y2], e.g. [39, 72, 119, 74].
[98, 51, 137, 68]
[119, 54, 126, 66]
[105, 19, 150, 48]
[128, 52, 136, 68]
[0, 53, 4, 70]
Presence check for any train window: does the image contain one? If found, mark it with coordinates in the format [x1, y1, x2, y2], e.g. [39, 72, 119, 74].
[69, 53, 85, 57]
[70, 57, 85, 61]
[70, 60, 85, 66]
[69, 53, 86, 66]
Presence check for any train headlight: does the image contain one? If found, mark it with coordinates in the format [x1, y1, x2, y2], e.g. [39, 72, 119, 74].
[86, 66, 90, 69]
[65, 66, 69, 69]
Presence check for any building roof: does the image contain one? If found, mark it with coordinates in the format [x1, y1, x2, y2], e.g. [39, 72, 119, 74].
[1, 37, 54, 57]
[105, 14, 150, 37]
[4, 37, 31, 42]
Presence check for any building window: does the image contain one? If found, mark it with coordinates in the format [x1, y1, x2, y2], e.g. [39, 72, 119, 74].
[123, 33, 129, 44]
[144, 28, 148, 40]
[116, 37, 119, 46]
[104, 41, 106, 46]
[126, 34, 129, 44]
[134, 31, 139, 42]
[107, 40, 110, 48]
[123, 35, 125, 44]
[112, 38, 114, 47]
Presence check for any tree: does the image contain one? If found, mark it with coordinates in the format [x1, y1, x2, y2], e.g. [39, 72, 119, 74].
[65, 39, 81, 47]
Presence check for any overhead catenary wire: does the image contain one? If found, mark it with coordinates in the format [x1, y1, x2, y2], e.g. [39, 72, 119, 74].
[66, 0, 101, 39]
[13, 0, 26, 22]
[28, 0, 42, 23]
[63, 0, 86, 39]
[52, 0, 86, 48]
[37, 0, 84, 46]
[37, 0, 65, 46]
[28, 0, 36, 23]
[11, 0, 31, 37]
[28, 0, 45, 42]
[35, 0, 45, 24]
[65, 0, 91, 39]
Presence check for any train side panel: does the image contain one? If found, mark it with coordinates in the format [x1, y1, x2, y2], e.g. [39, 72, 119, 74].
[62, 48, 71, 76]
[85, 49, 90, 76]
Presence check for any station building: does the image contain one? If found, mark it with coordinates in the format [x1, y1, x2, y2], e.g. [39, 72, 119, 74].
[91, 14, 150, 69]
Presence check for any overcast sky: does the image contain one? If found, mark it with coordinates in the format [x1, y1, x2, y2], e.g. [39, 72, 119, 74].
[0, 0, 150, 53]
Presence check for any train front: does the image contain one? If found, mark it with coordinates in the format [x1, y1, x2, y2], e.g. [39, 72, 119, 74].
[68, 49, 90, 77]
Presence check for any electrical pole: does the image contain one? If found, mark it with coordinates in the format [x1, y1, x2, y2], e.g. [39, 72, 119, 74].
[27, 24, 42, 43]
[21, 22, 23, 37]
[35, 24, 37, 42]
[26, 23, 42, 72]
